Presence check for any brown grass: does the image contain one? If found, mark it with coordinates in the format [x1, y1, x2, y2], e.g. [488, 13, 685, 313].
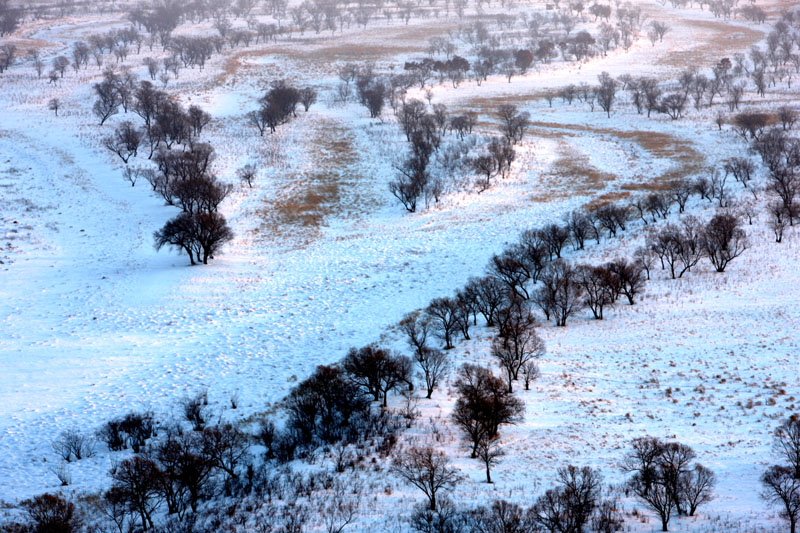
[655, 19, 764, 69]
[212, 20, 460, 85]
[257, 120, 366, 241]
[524, 121, 706, 205]
[535, 142, 618, 202]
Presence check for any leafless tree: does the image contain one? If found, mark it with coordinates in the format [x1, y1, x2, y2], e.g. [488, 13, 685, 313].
[680, 464, 716, 516]
[199, 424, 251, 485]
[676, 217, 705, 277]
[476, 434, 504, 484]
[593, 203, 628, 237]
[761, 465, 800, 533]
[733, 112, 770, 140]
[425, 297, 460, 349]
[576, 265, 617, 320]
[48, 98, 61, 116]
[775, 417, 800, 479]
[768, 201, 789, 242]
[343, 345, 406, 406]
[390, 153, 429, 213]
[0, 44, 16, 74]
[392, 447, 461, 511]
[93, 78, 122, 125]
[521, 360, 540, 391]
[628, 468, 675, 532]
[701, 213, 748, 272]
[187, 105, 211, 136]
[596, 72, 617, 118]
[532, 465, 603, 533]
[650, 20, 670, 42]
[22, 494, 80, 533]
[491, 247, 532, 300]
[183, 392, 208, 430]
[154, 211, 234, 265]
[52, 429, 94, 462]
[103, 121, 143, 164]
[491, 308, 545, 392]
[322, 481, 360, 533]
[777, 106, 798, 131]
[660, 93, 686, 120]
[110, 456, 162, 530]
[607, 258, 646, 305]
[237, 163, 257, 188]
[300, 86, 318, 111]
[536, 260, 584, 327]
[452, 364, 523, 457]
[414, 347, 448, 399]
[496, 104, 530, 145]
[466, 276, 507, 327]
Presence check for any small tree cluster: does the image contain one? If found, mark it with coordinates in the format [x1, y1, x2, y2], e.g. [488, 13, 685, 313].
[623, 437, 715, 531]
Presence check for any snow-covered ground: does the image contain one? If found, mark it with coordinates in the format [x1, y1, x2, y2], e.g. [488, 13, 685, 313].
[0, 0, 798, 529]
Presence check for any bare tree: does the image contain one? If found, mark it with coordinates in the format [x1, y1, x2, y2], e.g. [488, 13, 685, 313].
[680, 464, 716, 516]
[414, 347, 448, 399]
[536, 260, 584, 327]
[777, 106, 798, 131]
[300, 86, 318, 111]
[532, 465, 603, 533]
[103, 121, 143, 164]
[154, 211, 234, 265]
[22, 494, 80, 533]
[237, 163, 257, 188]
[425, 297, 460, 349]
[628, 469, 675, 532]
[606, 258, 646, 305]
[761, 465, 800, 533]
[596, 72, 617, 118]
[343, 345, 405, 406]
[701, 213, 748, 272]
[93, 78, 122, 125]
[650, 20, 670, 42]
[392, 447, 461, 511]
[521, 361, 540, 391]
[768, 201, 789, 243]
[187, 105, 211, 136]
[475, 434, 504, 483]
[52, 429, 94, 462]
[323, 481, 360, 533]
[775, 417, 800, 479]
[496, 104, 530, 145]
[48, 98, 61, 116]
[452, 364, 524, 457]
[491, 309, 545, 392]
[110, 456, 162, 530]
[576, 265, 617, 320]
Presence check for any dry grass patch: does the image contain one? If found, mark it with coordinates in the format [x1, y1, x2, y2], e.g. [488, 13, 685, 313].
[257, 121, 369, 242]
[525, 122, 706, 202]
[542, 142, 617, 197]
[656, 19, 764, 69]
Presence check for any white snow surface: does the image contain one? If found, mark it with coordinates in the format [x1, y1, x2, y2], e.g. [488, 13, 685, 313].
[0, 0, 798, 530]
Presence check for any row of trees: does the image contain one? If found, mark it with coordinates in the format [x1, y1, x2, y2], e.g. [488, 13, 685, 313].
[393, 436, 717, 532]
[749, 126, 800, 242]
[87, 68, 234, 266]
[150, 142, 234, 265]
[247, 80, 316, 135]
[415, 200, 746, 335]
